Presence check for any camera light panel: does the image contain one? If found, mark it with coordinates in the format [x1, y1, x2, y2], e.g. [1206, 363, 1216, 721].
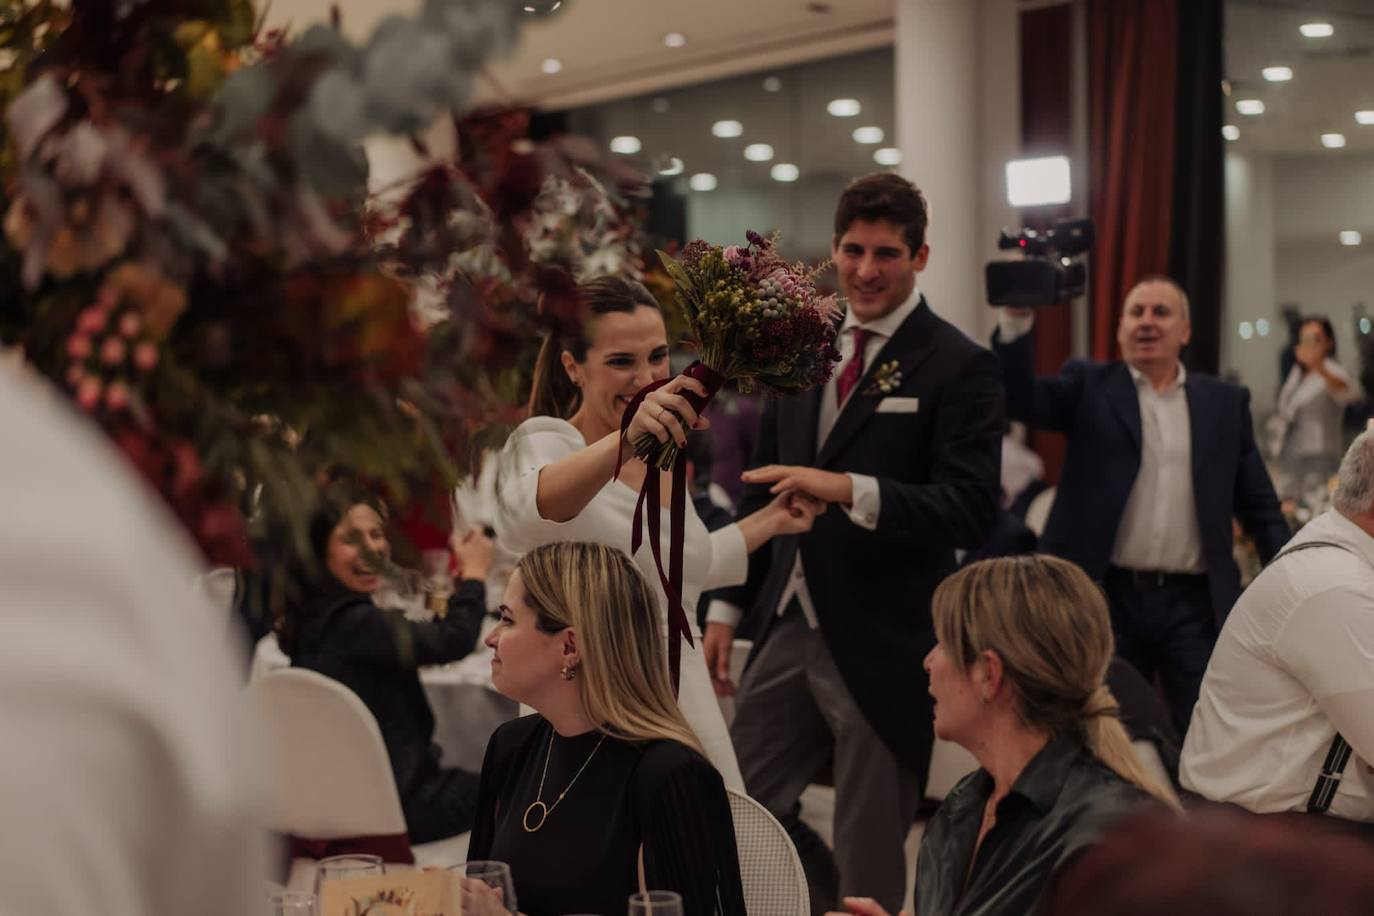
[1006, 156, 1072, 208]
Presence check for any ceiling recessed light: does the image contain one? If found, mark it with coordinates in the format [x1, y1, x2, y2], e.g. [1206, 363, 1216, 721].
[1239, 321, 1254, 341]
[689, 173, 717, 192]
[1300, 22, 1334, 39]
[762, 76, 783, 92]
[770, 163, 800, 182]
[1340, 230, 1362, 246]
[874, 147, 902, 166]
[1256, 318, 1271, 337]
[1322, 133, 1347, 148]
[827, 98, 861, 117]
[1222, 125, 1240, 141]
[609, 135, 641, 155]
[1356, 111, 1374, 125]
[657, 156, 684, 176]
[1236, 99, 1265, 116]
[711, 120, 743, 138]
[522, 0, 562, 12]
[852, 126, 884, 144]
[664, 32, 686, 48]
[1262, 66, 1293, 82]
[540, 58, 562, 75]
[743, 143, 774, 162]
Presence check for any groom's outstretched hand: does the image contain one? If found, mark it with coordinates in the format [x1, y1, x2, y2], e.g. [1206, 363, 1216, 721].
[743, 465, 854, 507]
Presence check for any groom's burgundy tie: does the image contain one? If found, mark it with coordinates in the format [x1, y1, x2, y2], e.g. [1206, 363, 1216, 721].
[836, 327, 871, 405]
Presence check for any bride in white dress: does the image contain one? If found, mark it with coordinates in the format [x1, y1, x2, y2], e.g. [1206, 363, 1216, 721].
[494, 276, 821, 790]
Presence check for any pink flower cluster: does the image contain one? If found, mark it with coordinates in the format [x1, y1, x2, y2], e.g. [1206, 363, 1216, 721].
[64, 284, 160, 414]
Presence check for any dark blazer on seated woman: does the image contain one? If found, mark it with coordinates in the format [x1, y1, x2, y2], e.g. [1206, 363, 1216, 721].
[287, 578, 486, 842]
[469, 714, 746, 916]
[917, 733, 1150, 916]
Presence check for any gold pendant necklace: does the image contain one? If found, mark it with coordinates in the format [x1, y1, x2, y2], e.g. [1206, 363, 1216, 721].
[522, 729, 607, 833]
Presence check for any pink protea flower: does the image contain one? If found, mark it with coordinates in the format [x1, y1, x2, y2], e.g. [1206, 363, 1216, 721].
[99, 336, 127, 366]
[76, 376, 103, 412]
[67, 333, 93, 360]
[118, 311, 142, 338]
[95, 285, 120, 313]
[133, 340, 159, 372]
[104, 381, 130, 411]
[723, 245, 746, 265]
[77, 306, 108, 335]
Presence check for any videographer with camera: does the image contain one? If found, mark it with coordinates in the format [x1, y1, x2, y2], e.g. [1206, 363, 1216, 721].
[991, 273, 1289, 736]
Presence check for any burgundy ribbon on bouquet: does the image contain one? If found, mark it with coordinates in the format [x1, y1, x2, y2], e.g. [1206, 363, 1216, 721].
[614, 360, 726, 693]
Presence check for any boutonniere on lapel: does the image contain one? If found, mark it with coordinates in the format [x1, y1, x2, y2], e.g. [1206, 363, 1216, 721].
[863, 360, 902, 396]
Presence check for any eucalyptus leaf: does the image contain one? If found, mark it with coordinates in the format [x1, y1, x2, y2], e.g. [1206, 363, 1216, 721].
[308, 69, 368, 144]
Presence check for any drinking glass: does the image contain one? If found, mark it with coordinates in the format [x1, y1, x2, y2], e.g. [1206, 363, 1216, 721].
[628, 890, 684, 915]
[453, 860, 518, 913]
[268, 891, 317, 916]
[313, 854, 384, 898]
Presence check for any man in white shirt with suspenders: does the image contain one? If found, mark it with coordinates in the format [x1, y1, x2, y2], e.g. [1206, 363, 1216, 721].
[1182, 425, 1374, 825]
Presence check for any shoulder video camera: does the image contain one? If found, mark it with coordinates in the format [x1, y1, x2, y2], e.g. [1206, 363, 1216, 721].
[985, 218, 1094, 307]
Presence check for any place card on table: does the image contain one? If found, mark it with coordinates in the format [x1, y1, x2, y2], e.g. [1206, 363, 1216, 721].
[318, 869, 461, 915]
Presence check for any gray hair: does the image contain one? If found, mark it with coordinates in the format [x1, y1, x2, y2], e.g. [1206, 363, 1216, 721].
[1333, 429, 1374, 516]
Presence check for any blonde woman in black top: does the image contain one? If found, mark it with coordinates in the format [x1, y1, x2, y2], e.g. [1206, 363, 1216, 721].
[467, 541, 745, 916]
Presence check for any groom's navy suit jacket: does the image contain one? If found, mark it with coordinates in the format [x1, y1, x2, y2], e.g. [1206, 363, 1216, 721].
[727, 300, 1005, 776]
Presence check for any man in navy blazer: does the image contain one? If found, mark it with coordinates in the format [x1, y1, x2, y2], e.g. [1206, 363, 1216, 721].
[993, 277, 1290, 733]
[708, 174, 1004, 913]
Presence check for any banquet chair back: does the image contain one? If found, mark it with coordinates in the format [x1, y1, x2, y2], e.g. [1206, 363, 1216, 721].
[246, 668, 407, 839]
[726, 788, 809, 915]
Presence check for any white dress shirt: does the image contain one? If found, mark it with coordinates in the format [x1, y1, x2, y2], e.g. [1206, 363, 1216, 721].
[0, 370, 267, 915]
[996, 310, 1204, 573]
[707, 286, 921, 630]
[1109, 364, 1205, 573]
[1181, 509, 1374, 821]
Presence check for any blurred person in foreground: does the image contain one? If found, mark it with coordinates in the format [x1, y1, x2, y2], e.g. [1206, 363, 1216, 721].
[467, 541, 744, 916]
[1182, 425, 1374, 828]
[281, 487, 494, 843]
[830, 555, 1177, 916]
[1041, 806, 1374, 916]
[0, 368, 265, 914]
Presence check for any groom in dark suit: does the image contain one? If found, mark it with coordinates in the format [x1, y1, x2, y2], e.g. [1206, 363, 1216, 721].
[706, 173, 1004, 913]
[993, 279, 1290, 735]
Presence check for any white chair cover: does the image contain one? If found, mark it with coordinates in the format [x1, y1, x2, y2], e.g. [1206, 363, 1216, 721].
[245, 668, 468, 887]
[247, 669, 408, 839]
[726, 788, 809, 916]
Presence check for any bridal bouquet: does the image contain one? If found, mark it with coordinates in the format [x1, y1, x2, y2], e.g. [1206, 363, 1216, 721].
[631, 231, 841, 470]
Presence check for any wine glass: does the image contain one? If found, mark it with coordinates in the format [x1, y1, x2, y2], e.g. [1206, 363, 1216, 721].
[453, 860, 518, 914]
[268, 891, 317, 916]
[628, 890, 684, 915]
[313, 854, 384, 899]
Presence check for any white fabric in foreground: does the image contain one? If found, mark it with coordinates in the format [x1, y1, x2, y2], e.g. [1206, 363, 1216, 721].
[0, 373, 266, 916]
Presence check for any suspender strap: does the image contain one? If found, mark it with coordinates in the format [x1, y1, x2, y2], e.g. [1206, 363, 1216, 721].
[1267, 539, 1363, 815]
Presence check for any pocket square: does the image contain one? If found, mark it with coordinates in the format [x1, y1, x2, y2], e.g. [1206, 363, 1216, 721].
[876, 396, 919, 414]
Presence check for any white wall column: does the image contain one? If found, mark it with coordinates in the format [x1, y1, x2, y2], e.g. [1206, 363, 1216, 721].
[896, 0, 1020, 340]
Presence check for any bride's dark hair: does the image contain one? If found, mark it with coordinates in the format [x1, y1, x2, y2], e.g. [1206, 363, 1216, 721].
[526, 276, 660, 419]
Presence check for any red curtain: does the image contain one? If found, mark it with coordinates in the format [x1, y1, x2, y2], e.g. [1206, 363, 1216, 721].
[1088, 0, 1179, 361]
[1020, 4, 1075, 483]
